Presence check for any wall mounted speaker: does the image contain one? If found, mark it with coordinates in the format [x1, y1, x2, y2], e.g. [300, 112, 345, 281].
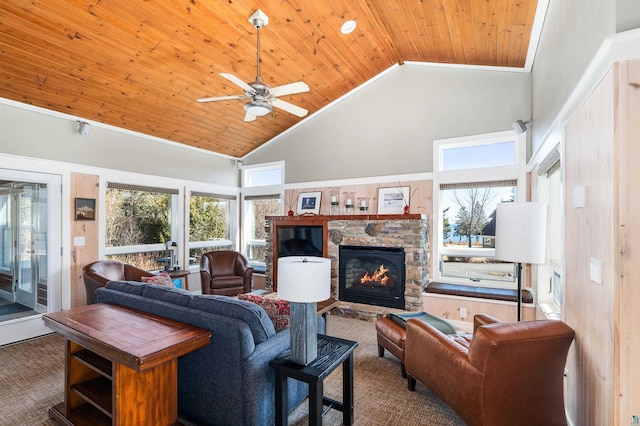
[78, 121, 92, 136]
[512, 119, 531, 134]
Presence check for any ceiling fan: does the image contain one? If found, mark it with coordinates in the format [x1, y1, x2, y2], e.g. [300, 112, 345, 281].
[197, 10, 310, 122]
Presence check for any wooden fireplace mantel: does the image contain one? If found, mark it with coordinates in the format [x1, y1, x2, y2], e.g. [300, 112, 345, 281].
[266, 214, 426, 222]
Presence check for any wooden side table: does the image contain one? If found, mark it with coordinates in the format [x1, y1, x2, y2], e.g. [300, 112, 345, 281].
[269, 334, 358, 425]
[167, 269, 190, 290]
[44, 303, 211, 426]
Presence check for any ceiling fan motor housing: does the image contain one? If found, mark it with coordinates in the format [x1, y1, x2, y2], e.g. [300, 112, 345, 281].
[249, 9, 268, 29]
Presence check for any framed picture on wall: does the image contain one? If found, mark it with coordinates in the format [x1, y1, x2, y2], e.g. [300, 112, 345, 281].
[297, 192, 322, 215]
[377, 186, 409, 214]
[75, 198, 96, 221]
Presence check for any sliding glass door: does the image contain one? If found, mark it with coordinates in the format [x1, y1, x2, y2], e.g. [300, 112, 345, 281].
[0, 169, 61, 345]
[0, 182, 48, 311]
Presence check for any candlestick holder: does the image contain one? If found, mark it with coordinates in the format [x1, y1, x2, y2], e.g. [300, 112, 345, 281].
[357, 197, 369, 214]
[343, 191, 355, 215]
[329, 187, 341, 215]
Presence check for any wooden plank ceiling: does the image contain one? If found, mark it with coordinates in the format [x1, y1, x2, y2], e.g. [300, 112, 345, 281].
[0, 0, 539, 158]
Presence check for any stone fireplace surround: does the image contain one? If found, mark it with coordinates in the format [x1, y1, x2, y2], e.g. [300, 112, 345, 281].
[264, 214, 429, 313]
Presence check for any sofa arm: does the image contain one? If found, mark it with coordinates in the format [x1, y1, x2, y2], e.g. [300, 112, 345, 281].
[243, 267, 254, 293]
[473, 313, 502, 333]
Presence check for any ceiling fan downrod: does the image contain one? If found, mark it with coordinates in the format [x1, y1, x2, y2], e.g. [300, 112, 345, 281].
[249, 10, 268, 85]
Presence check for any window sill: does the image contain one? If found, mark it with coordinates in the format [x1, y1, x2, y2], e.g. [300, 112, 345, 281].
[426, 282, 534, 304]
[538, 301, 562, 320]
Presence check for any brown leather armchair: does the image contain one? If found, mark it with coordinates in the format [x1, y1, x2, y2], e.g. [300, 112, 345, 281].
[406, 314, 575, 426]
[199, 251, 253, 296]
[82, 260, 154, 305]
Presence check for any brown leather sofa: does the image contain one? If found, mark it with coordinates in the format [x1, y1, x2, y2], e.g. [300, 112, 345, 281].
[199, 250, 253, 296]
[377, 312, 498, 378]
[406, 314, 575, 426]
[82, 260, 155, 304]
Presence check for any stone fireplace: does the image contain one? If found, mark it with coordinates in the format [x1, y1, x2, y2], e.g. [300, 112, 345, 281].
[265, 214, 429, 312]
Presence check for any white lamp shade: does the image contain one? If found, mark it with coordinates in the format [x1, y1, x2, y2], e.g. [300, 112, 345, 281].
[277, 256, 331, 302]
[495, 202, 547, 264]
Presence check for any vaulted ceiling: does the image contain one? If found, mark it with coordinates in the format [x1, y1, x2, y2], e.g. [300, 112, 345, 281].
[0, 0, 541, 158]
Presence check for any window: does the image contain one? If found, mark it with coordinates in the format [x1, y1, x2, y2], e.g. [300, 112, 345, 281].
[105, 183, 178, 270]
[243, 195, 282, 266]
[433, 131, 526, 288]
[188, 192, 235, 266]
[242, 163, 284, 187]
[536, 150, 563, 318]
[241, 162, 284, 268]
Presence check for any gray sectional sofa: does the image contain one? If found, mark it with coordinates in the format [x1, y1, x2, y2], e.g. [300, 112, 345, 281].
[95, 280, 324, 426]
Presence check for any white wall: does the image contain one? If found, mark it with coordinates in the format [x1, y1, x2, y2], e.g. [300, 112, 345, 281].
[531, 0, 640, 154]
[617, 0, 640, 32]
[245, 64, 531, 183]
[0, 100, 239, 186]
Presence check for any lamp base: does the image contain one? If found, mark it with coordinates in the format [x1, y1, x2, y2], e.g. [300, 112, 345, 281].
[289, 302, 318, 365]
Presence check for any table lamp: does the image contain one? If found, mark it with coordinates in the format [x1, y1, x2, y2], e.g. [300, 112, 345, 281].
[277, 256, 331, 365]
[495, 202, 547, 321]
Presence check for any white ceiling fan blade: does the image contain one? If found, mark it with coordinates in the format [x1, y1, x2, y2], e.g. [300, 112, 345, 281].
[220, 73, 255, 93]
[272, 99, 308, 117]
[244, 111, 257, 122]
[269, 81, 310, 97]
[197, 95, 245, 103]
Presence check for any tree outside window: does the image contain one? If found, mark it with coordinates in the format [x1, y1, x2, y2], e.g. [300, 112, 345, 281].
[245, 197, 281, 265]
[188, 194, 233, 265]
[105, 186, 174, 270]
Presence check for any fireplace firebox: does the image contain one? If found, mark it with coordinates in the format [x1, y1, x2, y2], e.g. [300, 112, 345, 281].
[339, 245, 405, 309]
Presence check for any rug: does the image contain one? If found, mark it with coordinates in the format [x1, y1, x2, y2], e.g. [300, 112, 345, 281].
[0, 315, 466, 425]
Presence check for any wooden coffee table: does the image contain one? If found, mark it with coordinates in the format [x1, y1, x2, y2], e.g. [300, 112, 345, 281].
[44, 303, 211, 426]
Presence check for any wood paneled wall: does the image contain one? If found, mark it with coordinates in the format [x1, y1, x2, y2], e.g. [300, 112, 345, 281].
[615, 59, 640, 425]
[285, 179, 433, 265]
[70, 173, 99, 308]
[422, 294, 535, 325]
[284, 180, 431, 217]
[563, 59, 640, 425]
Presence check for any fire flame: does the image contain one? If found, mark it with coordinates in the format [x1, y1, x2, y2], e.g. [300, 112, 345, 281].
[360, 264, 390, 286]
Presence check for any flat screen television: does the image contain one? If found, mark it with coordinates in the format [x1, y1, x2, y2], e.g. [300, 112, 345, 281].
[277, 225, 323, 257]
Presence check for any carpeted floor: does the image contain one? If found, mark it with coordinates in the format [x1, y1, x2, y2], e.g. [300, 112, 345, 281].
[0, 315, 465, 425]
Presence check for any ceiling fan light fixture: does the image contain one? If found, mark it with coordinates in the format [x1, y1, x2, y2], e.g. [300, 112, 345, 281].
[244, 100, 272, 116]
[341, 20, 357, 35]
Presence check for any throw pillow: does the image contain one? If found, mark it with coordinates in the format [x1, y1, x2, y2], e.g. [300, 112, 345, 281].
[387, 311, 457, 335]
[141, 271, 176, 287]
[238, 293, 290, 332]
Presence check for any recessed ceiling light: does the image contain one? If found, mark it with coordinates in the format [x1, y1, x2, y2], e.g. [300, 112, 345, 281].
[341, 20, 356, 35]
